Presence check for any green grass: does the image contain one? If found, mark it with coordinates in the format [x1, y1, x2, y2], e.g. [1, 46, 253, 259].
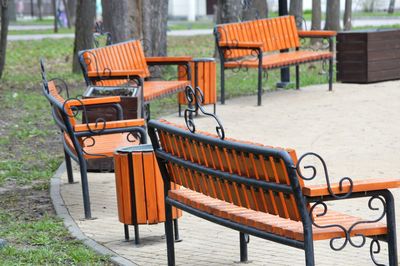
[0, 190, 111, 265]
[9, 27, 74, 35]
[10, 18, 54, 25]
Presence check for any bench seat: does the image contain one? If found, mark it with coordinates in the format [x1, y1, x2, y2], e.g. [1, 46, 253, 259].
[143, 81, 191, 102]
[64, 132, 139, 159]
[169, 188, 387, 242]
[224, 50, 333, 69]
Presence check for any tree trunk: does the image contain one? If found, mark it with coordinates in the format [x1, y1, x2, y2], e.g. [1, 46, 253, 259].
[0, 0, 9, 79]
[72, 0, 96, 73]
[311, 0, 321, 45]
[141, 0, 168, 57]
[216, 0, 242, 24]
[67, 0, 76, 25]
[242, 0, 268, 21]
[37, 0, 43, 20]
[8, 0, 16, 21]
[289, 0, 303, 29]
[343, 0, 352, 31]
[388, 0, 396, 13]
[324, 0, 340, 30]
[62, 0, 71, 28]
[52, 0, 58, 33]
[101, 0, 136, 43]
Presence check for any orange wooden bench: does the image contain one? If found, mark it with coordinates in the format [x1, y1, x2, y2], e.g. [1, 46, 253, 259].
[41, 60, 147, 219]
[148, 118, 399, 265]
[78, 39, 192, 119]
[214, 15, 336, 105]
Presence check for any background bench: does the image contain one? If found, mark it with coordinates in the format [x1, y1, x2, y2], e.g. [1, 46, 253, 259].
[148, 118, 399, 265]
[214, 15, 336, 106]
[79, 39, 192, 119]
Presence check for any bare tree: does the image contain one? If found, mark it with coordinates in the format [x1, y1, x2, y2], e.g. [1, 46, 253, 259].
[141, 0, 169, 56]
[0, 0, 9, 79]
[289, 0, 303, 29]
[72, 0, 96, 73]
[343, 0, 352, 30]
[67, 0, 76, 25]
[324, 0, 340, 30]
[388, 0, 396, 14]
[8, 0, 16, 21]
[101, 0, 134, 43]
[38, 0, 43, 20]
[62, 0, 71, 28]
[52, 0, 58, 33]
[216, 0, 242, 24]
[242, 0, 268, 21]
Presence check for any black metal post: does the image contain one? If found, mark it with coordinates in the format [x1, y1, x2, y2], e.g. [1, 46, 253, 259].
[277, 0, 290, 88]
[124, 224, 129, 241]
[239, 232, 248, 262]
[64, 149, 74, 183]
[134, 225, 140, 245]
[383, 191, 398, 266]
[173, 219, 181, 242]
[79, 161, 91, 219]
[328, 37, 334, 91]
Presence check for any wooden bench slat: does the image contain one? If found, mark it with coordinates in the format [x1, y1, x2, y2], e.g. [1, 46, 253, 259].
[303, 178, 400, 197]
[169, 189, 388, 242]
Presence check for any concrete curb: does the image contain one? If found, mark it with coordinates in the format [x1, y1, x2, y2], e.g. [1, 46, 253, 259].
[50, 163, 137, 266]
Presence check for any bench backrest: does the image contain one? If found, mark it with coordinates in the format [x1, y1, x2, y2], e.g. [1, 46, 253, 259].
[79, 39, 150, 86]
[215, 16, 300, 59]
[148, 120, 309, 222]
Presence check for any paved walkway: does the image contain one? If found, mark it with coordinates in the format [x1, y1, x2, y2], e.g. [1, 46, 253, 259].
[55, 81, 400, 265]
[9, 18, 400, 41]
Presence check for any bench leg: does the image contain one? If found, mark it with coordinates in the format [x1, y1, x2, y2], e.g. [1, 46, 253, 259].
[134, 224, 140, 245]
[221, 63, 226, 104]
[124, 224, 129, 241]
[328, 58, 333, 91]
[64, 149, 74, 183]
[173, 218, 182, 242]
[178, 104, 182, 117]
[213, 104, 216, 115]
[165, 204, 175, 266]
[257, 64, 262, 106]
[304, 229, 315, 266]
[296, 65, 300, 90]
[239, 232, 249, 262]
[384, 192, 398, 266]
[79, 162, 92, 219]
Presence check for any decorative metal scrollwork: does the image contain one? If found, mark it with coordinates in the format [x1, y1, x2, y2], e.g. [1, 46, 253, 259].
[93, 21, 113, 48]
[184, 86, 225, 140]
[295, 152, 353, 199]
[309, 195, 387, 265]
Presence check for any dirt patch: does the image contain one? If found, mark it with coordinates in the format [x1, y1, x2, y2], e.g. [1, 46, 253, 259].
[0, 182, 54, 221]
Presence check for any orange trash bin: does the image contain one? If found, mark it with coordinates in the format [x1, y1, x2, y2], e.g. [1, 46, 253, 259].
[178, 58, 217, 116]
[114, 144, 182, 244]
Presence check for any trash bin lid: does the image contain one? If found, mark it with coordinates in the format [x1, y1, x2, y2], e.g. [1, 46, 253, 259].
[116, 144, 154, 153]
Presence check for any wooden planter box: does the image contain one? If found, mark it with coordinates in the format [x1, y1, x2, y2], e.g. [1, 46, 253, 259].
[82, 86, 141, 172]
[337, 29, 400, 83]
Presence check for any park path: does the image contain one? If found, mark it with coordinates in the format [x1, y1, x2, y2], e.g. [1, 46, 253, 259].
[9, 18, 400, 41]
[55, 80, 400, 265]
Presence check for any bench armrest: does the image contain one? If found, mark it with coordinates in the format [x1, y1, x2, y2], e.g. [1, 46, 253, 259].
[74, 119, 145, 132]
[302, 178, 400, 197]
[298, 30, 337, 38]
[87, 69, 144, 78]
[219, 41, 263, 49]
[146, 56, 192, 64]
[66, 96, 121, 107]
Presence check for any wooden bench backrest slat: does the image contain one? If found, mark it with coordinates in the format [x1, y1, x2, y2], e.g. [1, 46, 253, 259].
[151, 120, 307, 222]
[81, 39, 150, 84]
[216, 16, 301, 59]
